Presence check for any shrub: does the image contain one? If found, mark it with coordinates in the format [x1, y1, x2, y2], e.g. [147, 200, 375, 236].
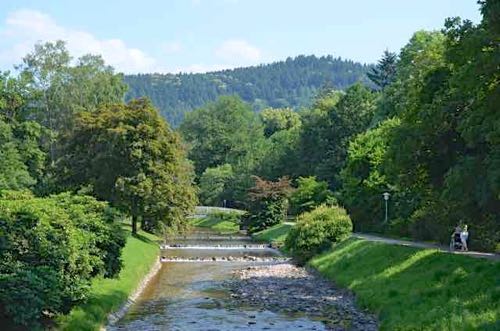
[0, 191, 125, 328]
[285, 205, 353, 264]
[49, 193, 126, 277]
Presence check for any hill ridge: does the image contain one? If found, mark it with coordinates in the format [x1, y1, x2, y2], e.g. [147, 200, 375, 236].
[124, 54, 373, 126]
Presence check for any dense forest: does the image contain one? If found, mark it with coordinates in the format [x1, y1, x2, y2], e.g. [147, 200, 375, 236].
[181, 0, 499, 253]
[124, 55, 373, 126]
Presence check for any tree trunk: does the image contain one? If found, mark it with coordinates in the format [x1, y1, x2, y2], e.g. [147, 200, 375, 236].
[132, 216, 138, 235]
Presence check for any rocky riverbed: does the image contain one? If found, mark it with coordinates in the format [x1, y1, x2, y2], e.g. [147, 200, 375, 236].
[225, 263, 378, 331]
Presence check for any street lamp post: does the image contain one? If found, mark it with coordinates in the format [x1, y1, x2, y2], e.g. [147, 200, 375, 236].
[382, 192, 390, 224]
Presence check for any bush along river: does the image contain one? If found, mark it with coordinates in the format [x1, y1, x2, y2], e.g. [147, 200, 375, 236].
[107, 229, 377, 331]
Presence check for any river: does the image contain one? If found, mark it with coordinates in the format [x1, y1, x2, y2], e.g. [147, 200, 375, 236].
[107, 229, 376, 330]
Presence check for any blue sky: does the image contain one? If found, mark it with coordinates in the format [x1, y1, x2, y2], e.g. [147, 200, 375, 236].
[0, 0, 481, 74]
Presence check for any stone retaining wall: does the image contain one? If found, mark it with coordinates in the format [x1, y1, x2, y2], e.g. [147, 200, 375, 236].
[104, 256, 162, 329]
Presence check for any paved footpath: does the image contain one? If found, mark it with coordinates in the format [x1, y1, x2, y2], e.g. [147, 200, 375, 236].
[352, 233, 499, 261]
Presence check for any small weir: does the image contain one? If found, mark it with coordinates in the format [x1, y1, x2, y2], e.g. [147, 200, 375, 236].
[168, 235, 252, 241]
[161, 244, 276, 250]
[107, 229, 330, 331]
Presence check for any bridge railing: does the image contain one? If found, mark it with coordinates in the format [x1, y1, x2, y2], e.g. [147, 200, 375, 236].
[192, 206, 246, 218]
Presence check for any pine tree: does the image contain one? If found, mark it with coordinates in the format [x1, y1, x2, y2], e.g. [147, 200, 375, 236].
[367, 50, 398, 89]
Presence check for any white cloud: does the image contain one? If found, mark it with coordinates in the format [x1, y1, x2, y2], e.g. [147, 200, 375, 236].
[0, 10, 267, 74]
[215, 39, 262, 64]
[0, 9, 156, 73]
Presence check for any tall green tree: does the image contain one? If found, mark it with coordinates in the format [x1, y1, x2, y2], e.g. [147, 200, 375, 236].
[180, 95, 264, 175]
[18, 41, 70, 133]
[254, 125, 302, 180]
[0, 73, 46, 190]
[367, 49, 398, 89]
[290, 176, 335, 215]
[294, 90, 342, 178]
[340, 118, 409, 233]
[377, 31, 446, 121]
[198, 164, 234, 206]
[17, 41, 127, 161]
[381, 1, 499, 249]
[56, 98, 197, 234]
[298, 84, 377, 187]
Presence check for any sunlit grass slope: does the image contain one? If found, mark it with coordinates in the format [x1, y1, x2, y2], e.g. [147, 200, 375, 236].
[253, 223, 293, 245]
[310, 238, 500, 331]
[189, 214, 240, 234]
[57, 224, 160, 331]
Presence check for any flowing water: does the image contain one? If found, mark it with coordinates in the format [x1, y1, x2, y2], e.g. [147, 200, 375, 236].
[108, 229, 328, 331]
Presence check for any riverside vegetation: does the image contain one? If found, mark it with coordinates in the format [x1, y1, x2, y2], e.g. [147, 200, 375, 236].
[184, 1, 499, 252]
[180, 2, 498, 330]
[0, 1, 498, 330]
[0, 42, 196, 329]
[243, 205, 499, 330]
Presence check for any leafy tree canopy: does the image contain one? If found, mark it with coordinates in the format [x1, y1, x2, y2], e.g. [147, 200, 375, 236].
[180, 95, 264, 176]
[260, 107, 301, 137]
[199, 164, 234, 206]
[57, 98, 197, 234]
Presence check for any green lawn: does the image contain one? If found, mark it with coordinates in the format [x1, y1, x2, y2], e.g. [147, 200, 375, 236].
[310, 238, 500, 331]
[189, 214, 240, 234]
[253, 223, 293, 245]
[57, 224, 160, 331]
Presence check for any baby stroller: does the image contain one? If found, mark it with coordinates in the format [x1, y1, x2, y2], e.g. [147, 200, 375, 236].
[449, 232, 463, 251]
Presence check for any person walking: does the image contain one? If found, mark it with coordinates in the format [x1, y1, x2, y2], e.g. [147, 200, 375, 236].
[460, 225, 469, 251]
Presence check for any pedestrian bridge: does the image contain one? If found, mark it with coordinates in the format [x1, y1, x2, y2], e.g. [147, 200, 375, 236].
[190, 206, 246, 219]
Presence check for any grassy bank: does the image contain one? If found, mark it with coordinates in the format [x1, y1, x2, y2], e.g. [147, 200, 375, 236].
[252, 223, 293, 245]
[57, 224, 160, 331]
[310, 238, 500, 331]
[189, 212, 241, 234]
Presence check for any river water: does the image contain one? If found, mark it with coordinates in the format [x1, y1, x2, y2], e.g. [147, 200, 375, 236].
[108, 229, 328, 331]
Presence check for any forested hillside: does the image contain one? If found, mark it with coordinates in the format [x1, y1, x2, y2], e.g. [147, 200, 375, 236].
[124, 55, 373, 126]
